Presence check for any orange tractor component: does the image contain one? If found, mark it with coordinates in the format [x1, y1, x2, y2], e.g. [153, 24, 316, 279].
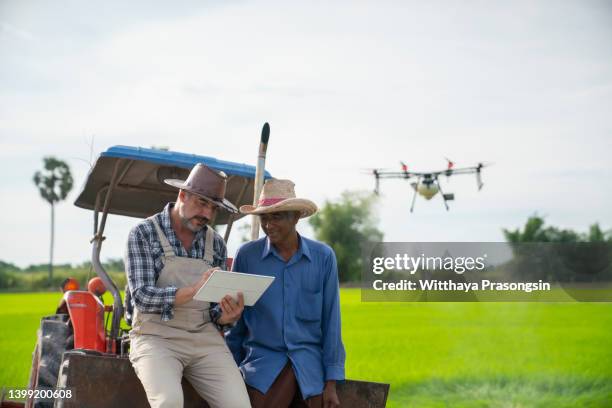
[56, 278, 107, 353]
[62, 290, 107, 353]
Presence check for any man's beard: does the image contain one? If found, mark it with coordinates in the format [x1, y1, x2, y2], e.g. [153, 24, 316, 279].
[179, 211, 208, 233]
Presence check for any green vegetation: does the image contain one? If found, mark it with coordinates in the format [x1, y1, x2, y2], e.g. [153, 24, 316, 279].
[0, 260, 126, 291]
[503, 215, 612, 243]
[310, 191, 383, 282]
[1, 290, 611, 407]
[341, 290, 612, 406]
[501, 217, 612, 284]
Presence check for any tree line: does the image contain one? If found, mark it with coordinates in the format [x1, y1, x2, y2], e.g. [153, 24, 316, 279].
[0, 259, 126, 291]
[502, 216, 612, 282]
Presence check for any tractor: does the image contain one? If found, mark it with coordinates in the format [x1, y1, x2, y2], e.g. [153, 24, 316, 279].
[5, 134, 389, 407]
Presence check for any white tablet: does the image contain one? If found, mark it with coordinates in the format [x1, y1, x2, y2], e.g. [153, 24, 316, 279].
[194, 270, 275, 306]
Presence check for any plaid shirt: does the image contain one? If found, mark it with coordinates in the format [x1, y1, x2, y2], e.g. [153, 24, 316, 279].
[125, 203, 226, 325]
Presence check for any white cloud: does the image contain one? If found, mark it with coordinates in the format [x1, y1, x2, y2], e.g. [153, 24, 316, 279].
[0, 21, 36, 42]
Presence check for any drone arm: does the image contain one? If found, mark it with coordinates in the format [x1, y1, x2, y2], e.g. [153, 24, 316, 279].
[376, 171, 422, 179]
[442, 168, 475, 175]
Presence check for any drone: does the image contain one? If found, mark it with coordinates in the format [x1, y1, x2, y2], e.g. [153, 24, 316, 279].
[366, 159, 489, 212]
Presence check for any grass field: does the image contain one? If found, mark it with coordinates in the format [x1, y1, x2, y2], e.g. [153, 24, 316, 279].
[1, 290, 611, 407]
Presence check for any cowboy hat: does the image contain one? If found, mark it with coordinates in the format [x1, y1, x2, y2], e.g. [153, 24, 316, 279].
[164, 163, 238, 213]
[240, 179, 317, 218]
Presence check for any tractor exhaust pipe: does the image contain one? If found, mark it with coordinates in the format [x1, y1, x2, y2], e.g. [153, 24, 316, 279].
[250, 123, 270, 241]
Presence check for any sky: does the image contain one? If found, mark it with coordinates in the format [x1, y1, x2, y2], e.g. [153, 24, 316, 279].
[1, 0, 611, 267]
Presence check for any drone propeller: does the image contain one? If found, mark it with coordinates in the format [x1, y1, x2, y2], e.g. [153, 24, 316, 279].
[360, 168, 386, 179]
[476, 161, 494, 169]
[444, 157, 455, 170]
[361, 167, 391, 173]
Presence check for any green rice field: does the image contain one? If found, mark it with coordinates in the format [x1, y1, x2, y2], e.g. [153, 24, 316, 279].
[1, 290, 611, 407]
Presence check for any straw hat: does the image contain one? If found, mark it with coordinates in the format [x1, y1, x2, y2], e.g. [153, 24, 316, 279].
[164, 163, 238, 213]
[240, 179, 317, 218]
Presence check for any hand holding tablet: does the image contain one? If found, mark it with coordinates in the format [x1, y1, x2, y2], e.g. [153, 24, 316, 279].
[194, 270, 275, 306]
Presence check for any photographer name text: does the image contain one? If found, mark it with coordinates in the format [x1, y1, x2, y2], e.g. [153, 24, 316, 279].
[372, 279, 551, 292]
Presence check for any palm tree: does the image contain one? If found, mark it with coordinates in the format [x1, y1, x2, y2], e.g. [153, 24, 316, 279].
[33, 157, 73, 285]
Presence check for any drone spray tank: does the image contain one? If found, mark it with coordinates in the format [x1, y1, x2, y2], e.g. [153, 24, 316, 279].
[416, 183, 439, 200]
[412, 175, 439, 200]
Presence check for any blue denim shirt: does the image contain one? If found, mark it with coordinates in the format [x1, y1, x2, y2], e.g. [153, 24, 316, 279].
[225, 235, 346, 399]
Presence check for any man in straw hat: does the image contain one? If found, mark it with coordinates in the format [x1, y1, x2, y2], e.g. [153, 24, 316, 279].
[226, 179, 345, 408]
[125, 163, 250, 408]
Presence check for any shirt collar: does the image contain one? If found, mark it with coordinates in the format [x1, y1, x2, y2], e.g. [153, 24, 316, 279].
[261, 233, 312, 263]
[160, 203, 174, 233]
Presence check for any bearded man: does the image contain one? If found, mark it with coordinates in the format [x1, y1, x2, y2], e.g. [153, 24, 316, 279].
[125, 163, 250, 408]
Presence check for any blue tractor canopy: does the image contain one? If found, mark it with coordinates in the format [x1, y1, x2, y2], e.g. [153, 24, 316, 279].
[74, 145, 272, 226]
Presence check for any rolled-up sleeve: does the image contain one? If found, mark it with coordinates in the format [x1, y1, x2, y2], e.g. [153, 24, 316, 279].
[321, 250, 346, 381]
[125, 226, 177, 321]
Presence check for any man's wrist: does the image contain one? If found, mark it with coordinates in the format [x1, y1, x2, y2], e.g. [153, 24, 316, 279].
[210, 303, 234, 332]
[217, 315, 238, 326]
[175, 286, 196, 305]
[214, 319, 235, 332]
[325, 380, 336, 388]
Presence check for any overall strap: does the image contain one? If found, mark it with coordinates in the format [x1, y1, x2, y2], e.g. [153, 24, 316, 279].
[203, 226, 215, 265]
[150, 217, 175, 259]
